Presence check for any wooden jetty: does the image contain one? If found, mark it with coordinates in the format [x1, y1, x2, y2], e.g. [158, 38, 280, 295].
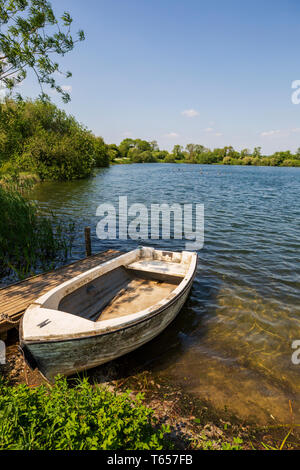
[0, 250, 121, 335]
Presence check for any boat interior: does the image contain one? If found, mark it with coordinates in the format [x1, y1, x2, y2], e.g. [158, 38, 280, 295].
[58, 264, 184, 322]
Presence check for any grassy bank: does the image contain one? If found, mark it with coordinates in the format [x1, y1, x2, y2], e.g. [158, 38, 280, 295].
[2, 332, 299, 451]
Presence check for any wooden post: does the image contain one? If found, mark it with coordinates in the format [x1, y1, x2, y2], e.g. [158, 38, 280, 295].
[85, 227, 92, 257]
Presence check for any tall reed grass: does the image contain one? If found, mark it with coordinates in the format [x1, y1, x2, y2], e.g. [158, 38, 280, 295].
[0, 178, 74, 281]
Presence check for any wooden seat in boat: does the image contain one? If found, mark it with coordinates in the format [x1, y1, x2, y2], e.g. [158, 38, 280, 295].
[126, 259, 186, 278]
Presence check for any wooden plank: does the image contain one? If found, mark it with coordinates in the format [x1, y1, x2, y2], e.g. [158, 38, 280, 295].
[0, 250, 121, 333]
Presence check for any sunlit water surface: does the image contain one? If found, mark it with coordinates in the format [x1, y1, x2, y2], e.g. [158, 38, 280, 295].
[30, 164, 300, 423]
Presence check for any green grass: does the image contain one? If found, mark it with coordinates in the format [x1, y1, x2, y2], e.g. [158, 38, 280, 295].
[0, 376, 170, 450]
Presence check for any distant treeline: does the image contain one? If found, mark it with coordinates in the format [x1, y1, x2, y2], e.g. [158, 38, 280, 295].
[0, 99, 109, 181]
[1, 100, 299, 183]
[112, 140, 300, 167]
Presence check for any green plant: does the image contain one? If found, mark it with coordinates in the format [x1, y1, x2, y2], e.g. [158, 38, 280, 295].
[0, 99, 110, 181]
[221, 437, 243, 450]
[0, 183, 74, 279]
[0, 376, 170, 450]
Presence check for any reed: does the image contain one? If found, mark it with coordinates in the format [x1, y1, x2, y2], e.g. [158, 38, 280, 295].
[0, 181, 74, 281]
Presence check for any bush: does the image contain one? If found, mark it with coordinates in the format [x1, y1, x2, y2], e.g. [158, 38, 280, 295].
[0, 377, 169, 450]
[0, 99, 110, 181]
[93, 137, 110, 168]
[164, 154, 176, 163]
[281, 159, 300, 167]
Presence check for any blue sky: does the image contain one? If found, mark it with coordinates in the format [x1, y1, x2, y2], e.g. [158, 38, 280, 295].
[19, 0, 300, 154]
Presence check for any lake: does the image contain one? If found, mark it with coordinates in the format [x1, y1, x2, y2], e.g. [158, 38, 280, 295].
[30, 163, 300, 423]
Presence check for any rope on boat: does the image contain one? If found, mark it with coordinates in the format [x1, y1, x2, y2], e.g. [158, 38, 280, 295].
[0, 313, 20, 325]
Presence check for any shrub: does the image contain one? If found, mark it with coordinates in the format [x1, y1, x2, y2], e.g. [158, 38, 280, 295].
[0, 99, 110, 181]
[281, 159, 300, 167]
[93, 137, 110, 168]
[0, 376, 169, 450]
[164, 154, 176, 163]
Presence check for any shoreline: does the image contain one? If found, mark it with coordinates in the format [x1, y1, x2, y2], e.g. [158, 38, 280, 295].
[2, 329, 299, 450]
[112, 159, 300, 168]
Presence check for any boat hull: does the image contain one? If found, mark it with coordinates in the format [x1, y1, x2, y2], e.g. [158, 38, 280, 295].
[21, 276, 194, 382]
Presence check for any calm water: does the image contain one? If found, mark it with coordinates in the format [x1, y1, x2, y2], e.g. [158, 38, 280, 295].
[30, 164, 300, 423]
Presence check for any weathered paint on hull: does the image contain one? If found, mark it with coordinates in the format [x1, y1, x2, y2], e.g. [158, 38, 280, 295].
[24, 284, 192, 382]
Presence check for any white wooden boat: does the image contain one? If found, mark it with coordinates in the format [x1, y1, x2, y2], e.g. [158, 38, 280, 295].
[20, 247, 197, 382]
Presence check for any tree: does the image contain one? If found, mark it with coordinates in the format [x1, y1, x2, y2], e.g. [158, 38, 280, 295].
[240, 148, 250, 159]
[185, 144, 196, 161]
[172, 145, 184, 160]
[252, 147, 262, 158]
[134, 139, 151, 152]
[0, 0, 84, 102]
[119, 138, 135, 158]
[153, 150, 168, 160]
[93, 137, 109, 168]
[149, 140, 158, 151]
[107, 144, 121, 162]
[140, 150, 157, 163]
[295, 148, 300, 160]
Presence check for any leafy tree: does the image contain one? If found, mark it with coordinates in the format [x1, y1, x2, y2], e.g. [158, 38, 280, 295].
[283, 159, 300, 167]
[134, 139, 152, 153]
[0, 99, 110, 180]
[153, 150, 168, 160]
[172, 145, 184, 160]
[93, 136, 109, 168]
[294, 148, 300, 160]
[223, 156, 232, 165]
[164, 153, 176, 163]
[252, 147, 262, 158]
[197, 151, 219, 164]
[119, 138, 135, 158]
[149, 140, 159, 151]
[194, 144, 207, 154]
[140, 150, 157, 162]
[185, 143, 196, 161]
[107, 143, 121, 162]
[240, 148, 250, 159]
[242, 156, 253, 165]
[0, 0, 84, 102]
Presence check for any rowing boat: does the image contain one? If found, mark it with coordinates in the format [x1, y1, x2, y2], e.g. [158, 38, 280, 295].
[20, 247, 197, 381]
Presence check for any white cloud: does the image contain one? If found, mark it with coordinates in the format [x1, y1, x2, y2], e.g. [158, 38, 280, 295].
[260, 130, 281, 137]
[204, 127, 222, 136]
[164, 132, 179, 138]
[261, 127, 300, 137]
[181, 109, 199, 118]
[121, 131, 133, 137]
